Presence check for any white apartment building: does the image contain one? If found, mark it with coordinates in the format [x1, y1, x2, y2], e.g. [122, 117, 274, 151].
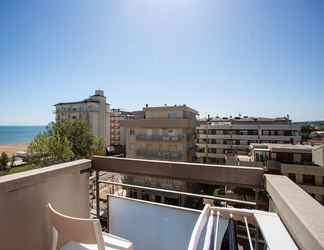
[196, 116, 301, 164]
[54, 90, 110, 145]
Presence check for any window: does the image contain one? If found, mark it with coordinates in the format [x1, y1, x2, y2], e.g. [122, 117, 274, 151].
[216, 148, 224, 154]
[288, 173, 296, 182]
[208, 139, 216, 144]
[146, 129, 153, 136]
[293, 154, 302, 163]
[303, 175, 315, 185]
[130, 129, 135, 136]
[155, 195, 162, 203]
[141, 193, 150, 201]
[168, 129, 175, 135]
[168, 112, 177, 119]
[208, 148, 217, 153]
[129, 190, 137, 199]
[165, 197, 179, 206]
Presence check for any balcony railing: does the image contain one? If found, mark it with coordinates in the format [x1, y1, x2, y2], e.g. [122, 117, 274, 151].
[136, 134, 184, 142]
[1, 156, 324, 250]
[136, 149, 183, 160]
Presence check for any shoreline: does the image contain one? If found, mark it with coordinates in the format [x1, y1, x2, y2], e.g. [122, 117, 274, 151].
[0, 143, 30, 156]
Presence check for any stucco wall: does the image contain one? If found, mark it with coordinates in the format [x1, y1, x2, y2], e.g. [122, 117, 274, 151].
[0, 160, 91, 250]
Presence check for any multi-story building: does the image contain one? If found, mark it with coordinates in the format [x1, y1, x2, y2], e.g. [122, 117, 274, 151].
[196, 116, 301, 164]
[250, 143, 324, 205]
[122, 105, 198, 162]
[54, 90, 110, 145]
[120, 104, 198, 204]
[110, 109, 133, 146]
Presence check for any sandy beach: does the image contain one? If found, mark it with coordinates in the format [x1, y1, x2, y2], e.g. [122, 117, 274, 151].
[0, 143, 29, 156]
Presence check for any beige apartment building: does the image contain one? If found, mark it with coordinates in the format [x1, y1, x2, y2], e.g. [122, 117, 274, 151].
[250, 143, 324, 205]
[122, 105, 198, 162]
[120, 105, 198, 204]
[196, 116, 301, 164]
[54, 90, 110, 145]
[110, 109, 132, 146]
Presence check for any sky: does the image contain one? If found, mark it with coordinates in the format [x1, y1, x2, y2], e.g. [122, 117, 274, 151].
[0, 0, 323, 125]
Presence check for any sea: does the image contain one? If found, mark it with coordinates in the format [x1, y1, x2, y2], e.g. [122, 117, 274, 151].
[0, 126, 47, 144]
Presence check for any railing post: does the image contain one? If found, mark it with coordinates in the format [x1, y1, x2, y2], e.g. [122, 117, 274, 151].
[106, 195, 109, 233]
[255, 188, 260, 250]
[96, 171, 100, 219]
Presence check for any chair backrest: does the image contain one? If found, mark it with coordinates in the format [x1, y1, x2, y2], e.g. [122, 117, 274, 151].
[48, 203, 105, 250]
[188, 204, 211, 250]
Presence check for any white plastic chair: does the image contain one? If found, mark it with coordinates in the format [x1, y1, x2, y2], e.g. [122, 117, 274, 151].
[48, 203, 133, 250]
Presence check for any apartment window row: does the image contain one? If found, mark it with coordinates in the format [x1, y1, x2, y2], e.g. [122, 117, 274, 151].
[288, 173, 320, 186]
[262, 130, 297, 136]
[197, 139, 255, 145]
[197, 129, 259, 135]
[198, 157, 226, 164]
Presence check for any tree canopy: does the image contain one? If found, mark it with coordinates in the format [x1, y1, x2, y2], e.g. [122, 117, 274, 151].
[0, 152, 9, 171]
[28, 120, 105, 166]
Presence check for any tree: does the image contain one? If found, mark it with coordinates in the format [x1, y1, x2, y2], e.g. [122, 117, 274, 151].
[0, 152, 9, 171]
[9, 155, 15, 168]
[49, 120, 97, 159]
[28, 132, 74, 166]
[27, 120, 105, 167]
[301, 125, 315, 140]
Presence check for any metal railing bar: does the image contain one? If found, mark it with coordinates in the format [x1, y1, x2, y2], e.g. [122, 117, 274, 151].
[244, 216, 254, 250]
[98, 180, 256, 206]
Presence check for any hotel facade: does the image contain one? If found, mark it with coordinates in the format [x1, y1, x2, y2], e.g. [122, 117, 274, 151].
[54, 90, 110, 145]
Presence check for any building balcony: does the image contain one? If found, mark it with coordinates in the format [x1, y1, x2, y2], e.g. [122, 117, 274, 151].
[197, 134, 232, 139]
[195, 152, 225, 159]
[231, 134, 259, 140]
[0, 157, 323, 249]
[259, 135, 300, 141]
[136, 149, 183, 161]
[136, 134, 184, 142]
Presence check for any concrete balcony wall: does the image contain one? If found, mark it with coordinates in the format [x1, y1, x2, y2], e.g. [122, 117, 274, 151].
[231, 135, 259, 140]
[313, 145, 324, 167]
[265, 174, 324, 250]
[260, 135, 300, 141]
[0, 159, 91, 250]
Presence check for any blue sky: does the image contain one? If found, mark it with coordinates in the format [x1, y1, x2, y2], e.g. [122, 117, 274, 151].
[0, 0, 323, 125]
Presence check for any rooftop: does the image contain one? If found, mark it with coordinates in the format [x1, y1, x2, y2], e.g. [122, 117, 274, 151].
[199, 116, 293, 125]
[143, 104, 199, 115]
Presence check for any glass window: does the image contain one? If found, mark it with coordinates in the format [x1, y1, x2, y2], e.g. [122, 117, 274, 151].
[303, 175, 315, 185]
[168, 112, 177, 119]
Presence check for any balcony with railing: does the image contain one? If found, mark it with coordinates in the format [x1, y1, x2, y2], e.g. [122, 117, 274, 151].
[136, 133, 185, 142]
[136, 148, 183, 161]
[1, 156, 324, 250]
